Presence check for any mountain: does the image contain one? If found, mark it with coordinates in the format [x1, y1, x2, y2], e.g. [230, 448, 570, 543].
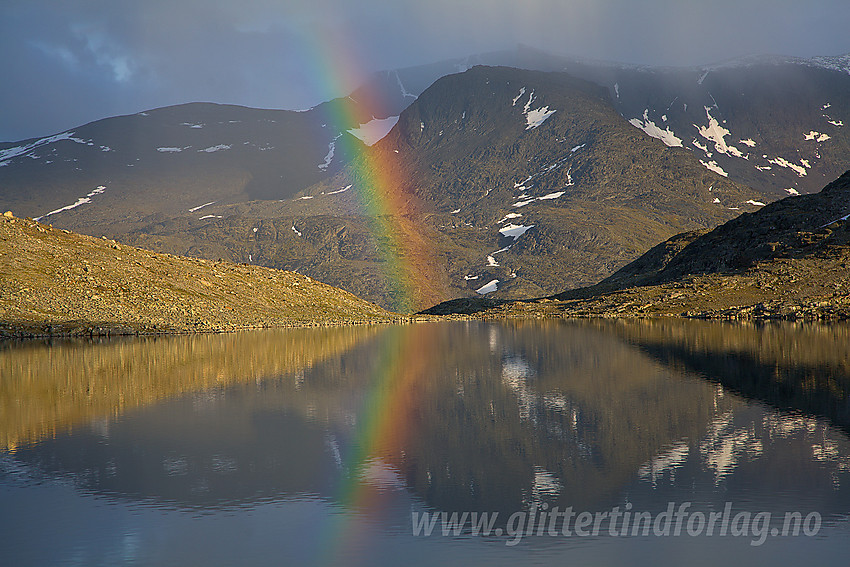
[0, 212, 397, 337]
[0, 52, 519, 229]
[2, 49, 850, 312]
[106, 66, 764, 312]
[425, 170, 850, 320]
[561, 54, 850, 198]
[0, 102, 364, 228]
[9, 46, 847, 226]
[353, 46, 850, 197]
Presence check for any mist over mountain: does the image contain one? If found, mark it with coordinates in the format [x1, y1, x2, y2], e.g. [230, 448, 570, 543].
[3, 0, 849, 142]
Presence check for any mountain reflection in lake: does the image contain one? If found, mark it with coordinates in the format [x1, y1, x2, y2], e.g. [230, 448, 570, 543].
[1, 320, 849, 566]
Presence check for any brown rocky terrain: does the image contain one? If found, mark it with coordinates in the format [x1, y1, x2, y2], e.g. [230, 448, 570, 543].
[0, 213, 403, 338]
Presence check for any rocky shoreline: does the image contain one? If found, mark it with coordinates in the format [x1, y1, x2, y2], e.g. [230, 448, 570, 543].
[0, 317, 429, 340]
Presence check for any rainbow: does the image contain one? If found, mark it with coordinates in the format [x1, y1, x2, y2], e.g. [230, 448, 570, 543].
[299, 27, 443, 314]
[317, 323, 437, 565]
[294, 29, 449, 562]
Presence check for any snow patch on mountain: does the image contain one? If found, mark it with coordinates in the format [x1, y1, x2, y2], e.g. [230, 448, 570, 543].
[739, 139, 756, 147]
[476, 279, 499, 295]
[499, 213, 522, 223]
[181, 123, 204, 129]
[394, 70, 416, 99]
[487, 255, 500, 267]
[692, 139, 711, 155]
[347, 116, 399, 146]
[325, 184, 352, 196]
[805, 131, 830, 142]
[199, 214, 222, 220]
[700, 160, 728, 177]
[499, 223, 534, 239]
[526, 106, 557, 130]
[746, 200, 766, 206]
[512, 87, 527, 106]
[785, 188, 800, 196]
[521, 90, 556, 130]
[538, 191, 565, 200]
[827, 119, 844, 127]
[189, 201, 216, 212]
[291, 225, 302, 237]
[697, 107, 745, 158]
[629, 110, 683, 147]
[820, 212, 850, 228]
[769, 157, 807, 177]
[199, 144, 231, 153]
[0, 131, 90, 163]
[318, 134, 342, 171]
[807, 54, 850, 75]
[35, 186, 106, 221]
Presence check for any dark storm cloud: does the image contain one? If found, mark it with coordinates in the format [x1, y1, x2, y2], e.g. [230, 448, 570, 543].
[2, 0, 848, 141]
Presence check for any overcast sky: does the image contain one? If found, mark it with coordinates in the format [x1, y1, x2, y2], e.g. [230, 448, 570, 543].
[2, 0, 849, 141]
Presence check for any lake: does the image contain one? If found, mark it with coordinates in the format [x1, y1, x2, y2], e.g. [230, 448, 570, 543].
[2, 320, 849, 566]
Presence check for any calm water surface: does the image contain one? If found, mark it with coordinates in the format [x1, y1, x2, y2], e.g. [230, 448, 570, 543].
[2, 320, 849, 566]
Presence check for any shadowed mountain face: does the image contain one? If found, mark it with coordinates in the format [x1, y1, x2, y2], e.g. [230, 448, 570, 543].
[0, 103, 364, 225]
